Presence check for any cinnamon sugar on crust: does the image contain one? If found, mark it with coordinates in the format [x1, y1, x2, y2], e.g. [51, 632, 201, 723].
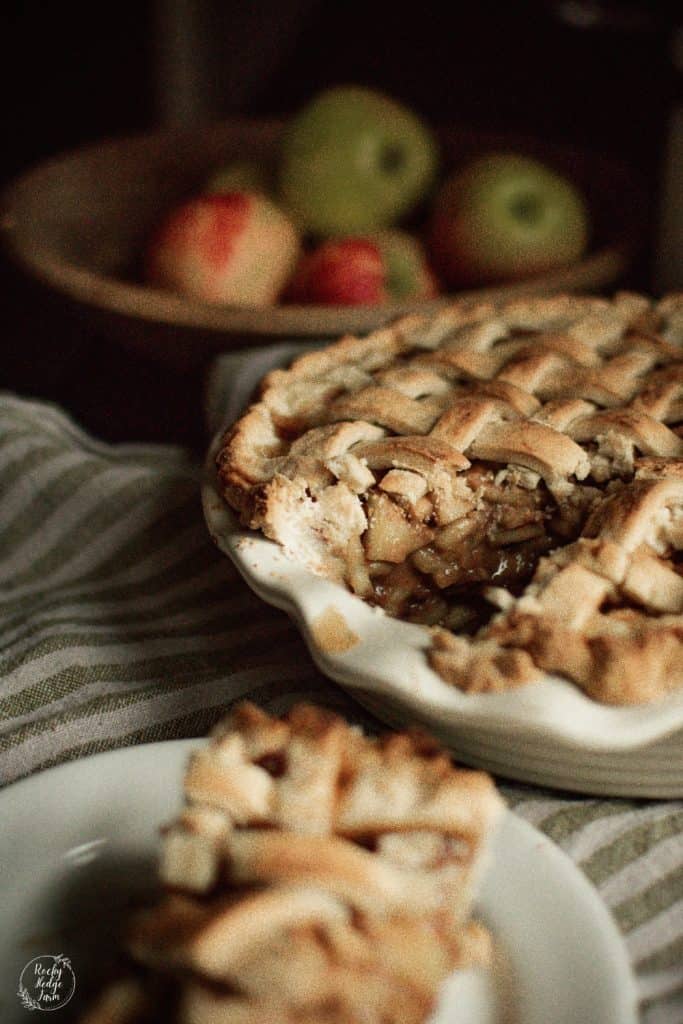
[216, 293, 683, 705]
[79, 704, 503, 1024]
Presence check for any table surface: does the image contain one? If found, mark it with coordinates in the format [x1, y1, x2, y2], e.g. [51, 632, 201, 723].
[1, 265, 682, 1023]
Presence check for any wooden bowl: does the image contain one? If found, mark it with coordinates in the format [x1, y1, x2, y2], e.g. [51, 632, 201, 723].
[0, 118, 644, 370]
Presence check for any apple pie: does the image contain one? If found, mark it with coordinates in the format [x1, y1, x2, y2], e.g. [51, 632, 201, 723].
[79, 703, 503, 1024]
[215, 292, 683, 705]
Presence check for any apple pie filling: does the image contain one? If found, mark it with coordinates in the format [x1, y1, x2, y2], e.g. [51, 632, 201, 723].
[356, 460, 591, 630]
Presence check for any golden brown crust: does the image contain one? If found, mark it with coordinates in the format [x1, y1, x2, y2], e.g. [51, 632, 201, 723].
[80, 704, 503, 1024]
[215, 292, 683, 705]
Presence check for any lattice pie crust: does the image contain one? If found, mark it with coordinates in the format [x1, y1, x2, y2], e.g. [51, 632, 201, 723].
[79, 703, 503, 1023]
[216, 293, 683, 705]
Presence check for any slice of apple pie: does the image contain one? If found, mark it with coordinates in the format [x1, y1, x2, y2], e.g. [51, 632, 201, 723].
[79, 703, 503, 1024]
[215, 292, 683, 704]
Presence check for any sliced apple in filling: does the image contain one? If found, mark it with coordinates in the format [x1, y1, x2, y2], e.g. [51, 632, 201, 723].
[364, 491, 434, 563]
[355, 460, 587, 630]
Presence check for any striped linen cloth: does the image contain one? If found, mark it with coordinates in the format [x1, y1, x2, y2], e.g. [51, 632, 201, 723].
[0, 366, 682, 1022]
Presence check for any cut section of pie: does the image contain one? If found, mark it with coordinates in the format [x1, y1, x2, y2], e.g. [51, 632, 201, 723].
[79, 703, 503, 1024]
[215, 293, 683, 704]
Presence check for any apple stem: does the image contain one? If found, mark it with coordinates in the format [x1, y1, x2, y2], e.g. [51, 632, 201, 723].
[509, 192, 544, 223]
[380, 143, 405, 175]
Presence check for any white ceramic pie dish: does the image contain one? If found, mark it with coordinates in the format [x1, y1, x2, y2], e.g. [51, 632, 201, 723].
[203, 442, 683, 798]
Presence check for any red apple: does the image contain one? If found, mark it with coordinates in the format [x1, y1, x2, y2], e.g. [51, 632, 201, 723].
[287, 238, 383, 305]
[146, 191, 300, 306]
[429, 153, 589, 287]
[286, 232, 437, 306]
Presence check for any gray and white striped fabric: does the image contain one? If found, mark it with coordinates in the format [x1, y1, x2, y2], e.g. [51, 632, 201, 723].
[1, 383, 682, 1023]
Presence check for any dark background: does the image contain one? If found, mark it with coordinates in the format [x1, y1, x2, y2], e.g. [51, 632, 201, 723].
[1, 0, 681, 448]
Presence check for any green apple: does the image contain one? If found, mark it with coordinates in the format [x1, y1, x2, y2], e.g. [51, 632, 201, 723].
[279, 86, 439, 236]
[374, 230, 438, 301]
[429, 153, 589, 287]
[205, 159, 271, 197]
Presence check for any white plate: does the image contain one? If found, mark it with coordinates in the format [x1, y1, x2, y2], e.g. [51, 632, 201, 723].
[0, 740, 637, 1024]
[203, 453, 683, 798]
